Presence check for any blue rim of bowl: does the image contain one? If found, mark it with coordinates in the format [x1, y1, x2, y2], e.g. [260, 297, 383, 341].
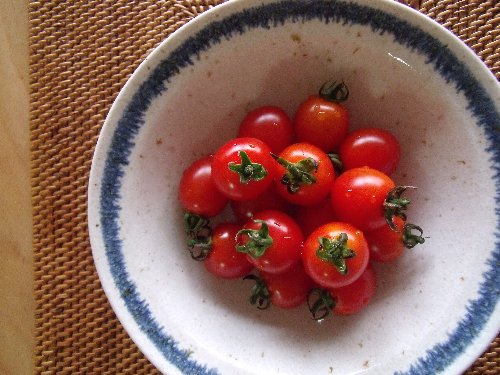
[97, 0, 500, 374]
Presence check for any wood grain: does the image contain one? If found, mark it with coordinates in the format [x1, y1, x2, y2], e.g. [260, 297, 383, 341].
[0, 1, 33, 374]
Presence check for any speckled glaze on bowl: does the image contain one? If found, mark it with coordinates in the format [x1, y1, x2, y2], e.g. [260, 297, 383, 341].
[88, 0, 500, 374]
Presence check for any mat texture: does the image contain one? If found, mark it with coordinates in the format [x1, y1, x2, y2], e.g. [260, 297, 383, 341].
[30, 0, 498, 374]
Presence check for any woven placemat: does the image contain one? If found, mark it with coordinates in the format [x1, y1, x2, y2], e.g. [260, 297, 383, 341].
[30, 0, 499, 374]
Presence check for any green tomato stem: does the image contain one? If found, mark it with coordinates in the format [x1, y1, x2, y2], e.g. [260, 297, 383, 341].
[271, 152, 318, 194]
[228, 151, 268, 184]
[243, 274, 271, 310]
[383, 185, 416, 231]
[183, 212, 212, 261]
[319, 80, 349, 103]
[327, 153, 343, 175]
[315, 233, 355, 275]
[402, 223, 426, 249]
[307, 288, 335, 320]
[236, 220, 273, 258]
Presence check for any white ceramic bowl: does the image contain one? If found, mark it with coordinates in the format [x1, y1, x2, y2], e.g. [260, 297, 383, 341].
[88, 0, 500, 374]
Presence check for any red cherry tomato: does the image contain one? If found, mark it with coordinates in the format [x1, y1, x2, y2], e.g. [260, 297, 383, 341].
[331, 167, 395, 231]
[178, 155, 228, 217]
[238, 106, 294, 154]
[236, 210, 304, 274]
[364, 216, 405, 263]
[204, 223, 254, 279]
[212, 137, 275, 201]
[339, 127, 400, 175]
[294, 95, 349, 152]
[330, 263, 377, 315]
[365, 216, 426, 262]
[273, 143, 335, 206]
[293, 199, 337, 238]
[230, 186, 291, 223]
[260, 262, 315, 309]
[302, 221, 369, 289]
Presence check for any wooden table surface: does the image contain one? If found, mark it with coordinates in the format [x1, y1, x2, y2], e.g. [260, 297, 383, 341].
[0, 1, 33, 374]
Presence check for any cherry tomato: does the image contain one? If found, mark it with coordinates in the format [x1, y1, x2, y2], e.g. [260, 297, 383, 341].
[331, 167, 395, 231]
[307, 263, 377, 319]
[365, 217, 425, 262]
[178, 155, 228, 217]
[204, 223, 254, 279]
[302, 221, 369, 289]
[261, 262, 315, 308]
[230, 186, 290, 223]
[273, 143, 335, 206]
[212, 137, 275, 201]
[330, 263, 377, 315]
[339, 127, 400, 175]
[236, 210, 304, 274]
[364, 216, 405, 263]
[238, 106, 294, 154]
[294, 93, 349, 152]
[293, 199, 337, 238]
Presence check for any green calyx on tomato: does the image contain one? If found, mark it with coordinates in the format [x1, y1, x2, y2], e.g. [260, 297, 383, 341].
[236, 220, 273, 258]
[383, 185, 415, 231]
[307, 288, 335, 320]
[383, 186, 426, 248]
[271, 153, 318, 193]
[327, 153, 343, 175]
[315, 233, 355, 275]
[243, 274, 271, 310]
[228, 150, 268, 184]
[184, 212, 212, 260]
[319, 80, 349, 103]
[402, 223, 426, 249]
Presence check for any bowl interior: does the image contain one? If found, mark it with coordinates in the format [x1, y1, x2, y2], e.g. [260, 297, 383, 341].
[89, 1, 500, 374]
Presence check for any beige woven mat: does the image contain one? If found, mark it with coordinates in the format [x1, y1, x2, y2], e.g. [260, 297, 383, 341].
[30, 0, 499, 373]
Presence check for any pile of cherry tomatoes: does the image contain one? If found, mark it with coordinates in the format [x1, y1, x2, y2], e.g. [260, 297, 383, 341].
[178, 81, 425, 319]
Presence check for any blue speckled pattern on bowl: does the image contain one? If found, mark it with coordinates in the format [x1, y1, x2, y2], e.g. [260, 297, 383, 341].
[90, 0, 499, 374]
